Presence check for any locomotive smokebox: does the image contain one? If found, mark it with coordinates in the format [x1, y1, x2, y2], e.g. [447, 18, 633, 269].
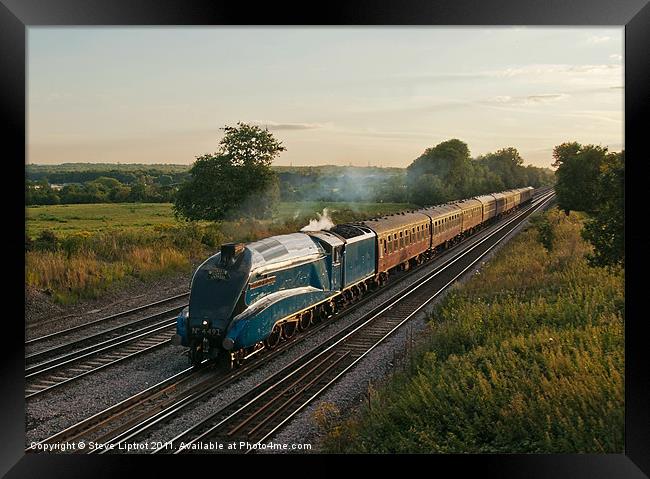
[220, 242, 245, 266]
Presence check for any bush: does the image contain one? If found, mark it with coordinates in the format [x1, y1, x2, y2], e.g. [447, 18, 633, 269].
[33, 229, 59, 252]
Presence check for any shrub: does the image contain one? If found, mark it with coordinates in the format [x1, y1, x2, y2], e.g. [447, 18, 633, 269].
[33, 229, 59, 252]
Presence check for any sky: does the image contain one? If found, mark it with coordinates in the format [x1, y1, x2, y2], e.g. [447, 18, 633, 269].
[27, 27, 624, 169]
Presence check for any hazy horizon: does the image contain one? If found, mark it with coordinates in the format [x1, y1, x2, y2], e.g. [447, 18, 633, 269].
[28, 27, 624, 169]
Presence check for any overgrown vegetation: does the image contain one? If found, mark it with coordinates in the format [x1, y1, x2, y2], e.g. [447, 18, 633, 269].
[319, 208, 624, 453]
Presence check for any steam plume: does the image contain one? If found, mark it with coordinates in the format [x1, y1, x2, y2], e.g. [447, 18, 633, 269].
[300, 208, 335, 232]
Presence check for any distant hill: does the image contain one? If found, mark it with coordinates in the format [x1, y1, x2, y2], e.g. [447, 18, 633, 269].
[26, 163, 405, 174]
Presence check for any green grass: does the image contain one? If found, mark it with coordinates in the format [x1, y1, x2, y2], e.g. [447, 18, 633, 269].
[318, 208, 624, 453]
[26, 203, 177, 237]
[26, 202, 414, 239]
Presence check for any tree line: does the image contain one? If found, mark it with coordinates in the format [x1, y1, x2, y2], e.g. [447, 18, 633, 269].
[405, 139, 553, 205]
[26, 128, 554, 209]
[26, 175, 177, 205]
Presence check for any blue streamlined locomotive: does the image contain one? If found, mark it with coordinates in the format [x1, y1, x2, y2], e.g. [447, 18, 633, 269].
[173, 187, 534, 365]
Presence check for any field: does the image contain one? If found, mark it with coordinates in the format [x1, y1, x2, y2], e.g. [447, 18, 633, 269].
[26, 201, 413, 304]
[26, 202, 412, 238]
[318, 208, 624, 453]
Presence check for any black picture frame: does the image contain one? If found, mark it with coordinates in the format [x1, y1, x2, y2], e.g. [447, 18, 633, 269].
[2, 1, 648, 477]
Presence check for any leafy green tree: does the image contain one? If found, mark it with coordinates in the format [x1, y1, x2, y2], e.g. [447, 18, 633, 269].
[157, 175, 173, 186]
[174, 122, 285, 221]
[109, 185, 131, 202]
[128, 182, 146, 202]
[90, 176, 122, 189]
[26, 180, 60, 205]
[407, 139, 472, 205]
[552, 142, 606, 214]
[582, 151, 624, 268]
[477, 147, 526, 189]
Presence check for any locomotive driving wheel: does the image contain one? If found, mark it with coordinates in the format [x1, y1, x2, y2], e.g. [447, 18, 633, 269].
[282, 321, 297, 340]
[264, 323, 282, 349]
[298, 311, 312, 331]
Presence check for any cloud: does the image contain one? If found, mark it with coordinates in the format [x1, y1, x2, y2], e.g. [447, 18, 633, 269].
[488, 64, 621, 78]
[481, 63, 622, 90]
[251, 121, 324, 131]
[391, 73, 486, 84]
[524, 93, 570, 104]
[587, 35, 612, 44]
[483, 93, 570, 106]
[609, 54, 623, 61]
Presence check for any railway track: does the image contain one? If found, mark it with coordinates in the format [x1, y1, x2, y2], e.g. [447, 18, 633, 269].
[26, 292, 189, 346]
[25, 321, 176, 399]
[72, 189, 553, 454]
[25, 293, 194, 399]
[25, 305, 186, 367]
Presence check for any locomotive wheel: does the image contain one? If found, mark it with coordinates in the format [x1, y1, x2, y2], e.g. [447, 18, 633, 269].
[282, 321, 297, 340]
[189, 344, 202, 366]
[298, 312, 312, 331]
[264, 324, 282, 349]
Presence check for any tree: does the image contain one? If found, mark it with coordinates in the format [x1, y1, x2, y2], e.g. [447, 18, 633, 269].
[406, 139, 472, 205]
[26, 180, 60, 205]
[157, 175, 173, 186]
[477, 147, 525, 189]
[552, 142, 606, 214]
[174, 122, 285, 221]
[128, 182, 146, 202]
[582, 151, 624, 268]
